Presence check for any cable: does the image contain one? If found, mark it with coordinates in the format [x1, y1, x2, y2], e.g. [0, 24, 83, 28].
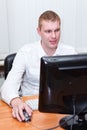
[28, 105, 87, 130]
[28, 122, 60, 130]
[43, 98, 87, 130]
[60, 105, 87, 129]
[70, 96, 76, 130]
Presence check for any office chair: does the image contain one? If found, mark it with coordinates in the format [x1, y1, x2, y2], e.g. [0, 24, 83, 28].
[4, 53, 16, 79]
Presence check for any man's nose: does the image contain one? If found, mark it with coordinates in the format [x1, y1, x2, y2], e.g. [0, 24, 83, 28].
[51, 32, 56, 38]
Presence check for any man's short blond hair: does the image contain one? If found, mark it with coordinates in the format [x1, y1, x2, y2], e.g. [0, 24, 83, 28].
[38, 10, 61, 29]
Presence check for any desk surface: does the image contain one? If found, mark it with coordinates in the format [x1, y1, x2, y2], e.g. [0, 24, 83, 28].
[0, 95, 66, 130]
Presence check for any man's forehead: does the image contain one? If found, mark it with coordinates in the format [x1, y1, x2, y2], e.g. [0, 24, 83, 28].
[41, 20, 60, 24]
[41, 20, 60, 28]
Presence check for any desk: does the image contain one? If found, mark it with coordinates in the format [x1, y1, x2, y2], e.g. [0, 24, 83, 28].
[0, 95, 66, 130]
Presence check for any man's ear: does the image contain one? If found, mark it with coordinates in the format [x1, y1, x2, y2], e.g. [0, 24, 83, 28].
[37, 27, 41, 36]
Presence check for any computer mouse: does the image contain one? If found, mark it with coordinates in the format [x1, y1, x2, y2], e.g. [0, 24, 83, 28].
[23, 110, 31, 122]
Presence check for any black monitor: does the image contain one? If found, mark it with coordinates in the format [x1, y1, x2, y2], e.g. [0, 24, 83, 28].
[39, 54, 87, 130]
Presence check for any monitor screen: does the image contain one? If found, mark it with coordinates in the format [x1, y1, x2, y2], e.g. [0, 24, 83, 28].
[39, 54, 87, 129]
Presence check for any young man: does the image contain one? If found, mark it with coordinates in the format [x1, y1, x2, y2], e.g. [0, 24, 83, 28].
[0, 10, 77, 121]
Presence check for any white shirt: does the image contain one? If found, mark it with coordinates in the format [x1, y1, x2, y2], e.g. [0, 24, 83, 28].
[0, 41, 77, 105]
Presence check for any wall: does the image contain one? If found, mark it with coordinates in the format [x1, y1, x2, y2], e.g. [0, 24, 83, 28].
[0, 0, 87, 59]
[76, 1, 87, 52]
[0, 0, 9, 59]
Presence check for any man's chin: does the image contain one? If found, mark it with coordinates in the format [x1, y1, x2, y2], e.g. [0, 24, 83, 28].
[50, 44, 58, 48]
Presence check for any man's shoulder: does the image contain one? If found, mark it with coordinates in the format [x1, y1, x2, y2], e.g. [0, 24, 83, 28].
[59, 43, 76, 51]
[59, 43, 74, 49]
[57, 43, 77, 54]
[19, 41, 40, 51]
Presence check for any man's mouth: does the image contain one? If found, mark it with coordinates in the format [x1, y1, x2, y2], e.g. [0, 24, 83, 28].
[50, 40, 57, 44]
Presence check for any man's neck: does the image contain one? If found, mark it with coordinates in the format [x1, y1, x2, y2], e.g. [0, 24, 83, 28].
[41, 42, 57, 56]
[45, 48, 57, 56]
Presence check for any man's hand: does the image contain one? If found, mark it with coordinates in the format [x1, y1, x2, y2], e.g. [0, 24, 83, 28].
[11, 97, 33, 122]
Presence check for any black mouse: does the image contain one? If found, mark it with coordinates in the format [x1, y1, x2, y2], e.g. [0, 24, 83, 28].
[23, 110, 31, 122]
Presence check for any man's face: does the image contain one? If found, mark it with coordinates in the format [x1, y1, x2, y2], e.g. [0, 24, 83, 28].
[37, 20, 61, 50]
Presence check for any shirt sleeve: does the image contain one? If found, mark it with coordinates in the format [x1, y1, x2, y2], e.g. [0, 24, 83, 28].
[0, 47, 26, 105]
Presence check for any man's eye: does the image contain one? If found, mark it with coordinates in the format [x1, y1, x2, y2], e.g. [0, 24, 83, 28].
[55, 28, 60, 32]
[45, 30, 51, 33]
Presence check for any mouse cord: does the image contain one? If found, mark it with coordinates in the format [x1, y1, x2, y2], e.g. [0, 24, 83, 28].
[29, 106, 87, 130]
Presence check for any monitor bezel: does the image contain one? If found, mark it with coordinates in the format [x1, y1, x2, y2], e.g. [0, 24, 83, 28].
[39, 54, 87, 115]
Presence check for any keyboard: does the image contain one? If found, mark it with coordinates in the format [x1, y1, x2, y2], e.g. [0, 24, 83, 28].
[25, 98, 38, 110]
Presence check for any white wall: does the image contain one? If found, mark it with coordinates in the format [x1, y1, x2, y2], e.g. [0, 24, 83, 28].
[63, 0, 77, 48]
[76, 1, 87, 52]
[0, 0, 9, 59]
[63, 0, 87, 53]
[0, 0, 87, 58]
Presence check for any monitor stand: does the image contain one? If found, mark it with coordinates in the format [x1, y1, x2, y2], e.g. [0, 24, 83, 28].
[59, 114, 87, 130]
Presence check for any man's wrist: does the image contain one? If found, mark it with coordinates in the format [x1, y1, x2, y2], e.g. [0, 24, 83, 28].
[10, 97, 22, 107]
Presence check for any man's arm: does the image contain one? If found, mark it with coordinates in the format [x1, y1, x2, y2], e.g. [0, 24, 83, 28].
[0, 48, 33, 121]
[0, 46, 27, 104]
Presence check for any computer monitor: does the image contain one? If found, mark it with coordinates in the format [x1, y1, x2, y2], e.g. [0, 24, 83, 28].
[39, 54, 87, 129]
